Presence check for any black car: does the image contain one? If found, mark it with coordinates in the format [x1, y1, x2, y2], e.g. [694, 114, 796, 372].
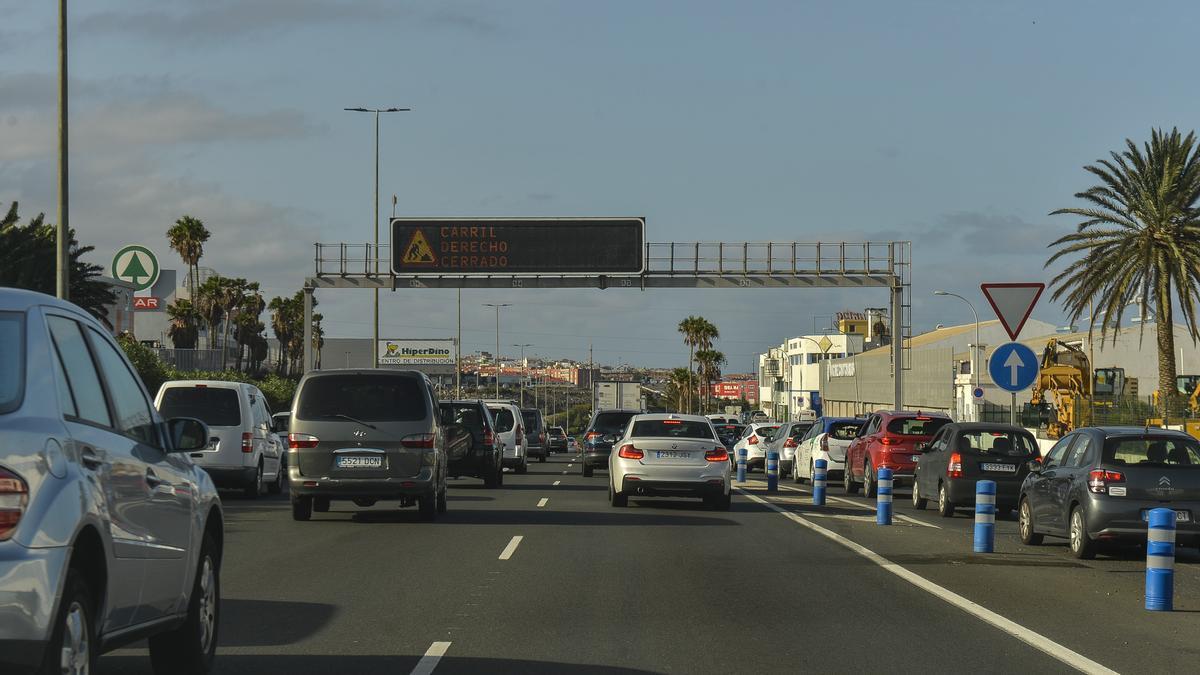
[1018, 427, 1200, 559]
[440, 400, 504, 488]
[715, 423, 746, 452]
[547, 425, 568, 453]
[912, 423, 1039, 518]
[582, 409, 641, 477]
[521, 408, 548, 462]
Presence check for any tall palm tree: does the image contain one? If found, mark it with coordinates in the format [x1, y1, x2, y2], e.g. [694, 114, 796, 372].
[667, 367, 693, 412]
[678, 316, 705, 413]
[166, 215, 210, 299]
[166, 298, 200, 349]
[695, 349, 727, 413]
[268, 294, 297, 375]
[233, 283, 265, 372]
[1047, 127, 1200, 415]
[215, 277, 249, 370]
[193, 276, 225, 352]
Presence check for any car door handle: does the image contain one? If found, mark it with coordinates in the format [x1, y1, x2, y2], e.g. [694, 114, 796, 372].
[80, 447, 106, 470]
[145, 471, 167, 488]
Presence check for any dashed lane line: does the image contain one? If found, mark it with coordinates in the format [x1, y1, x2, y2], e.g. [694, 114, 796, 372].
[537, 498, 549, 508]
[410, 641, 451, 675]
[498, 535, 524, 560]
[773, 483, 940, 529]
[553, 480, 561, 486]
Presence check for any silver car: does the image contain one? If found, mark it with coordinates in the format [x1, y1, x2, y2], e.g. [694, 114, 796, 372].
[607, 413, 732, 510]
[0, 288, 223, 674]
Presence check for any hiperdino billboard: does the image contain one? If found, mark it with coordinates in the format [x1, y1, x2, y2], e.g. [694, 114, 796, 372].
[377, 339, 457, 366]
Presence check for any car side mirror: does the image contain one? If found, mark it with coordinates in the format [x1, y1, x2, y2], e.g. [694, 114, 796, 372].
[168, 418, 209, 453]
[1026, 459, 1043, 473]
[916, 442, 928, 453]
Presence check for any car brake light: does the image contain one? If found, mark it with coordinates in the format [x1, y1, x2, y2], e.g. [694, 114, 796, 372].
[617, 444, 644, 460]
[1088, 469, 1125, 494]
[748, 435, 759, 445]
[706, 447, 729, 462]
[820, 436, 830, 454]
[483, 430, 495, 447]
[0, 468, 29, 541]
[784, 438, 798, 448]
[663, 419, 682, 425]
[880, 436, 900, 445]
[241, 432, 254, 453]
[947, 451, 962, 478]
[289, 433, 319, 449]
[401, 433, 435, 449]
[586, 431, 601, 441]
[516, 426, 524, 444]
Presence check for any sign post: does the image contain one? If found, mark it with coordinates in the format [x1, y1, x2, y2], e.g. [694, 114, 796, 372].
[981, 283, 1045, 425]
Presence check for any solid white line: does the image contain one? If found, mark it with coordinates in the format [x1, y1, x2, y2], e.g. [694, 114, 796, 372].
[553, 480, 561, 486]
[737, 489, 1118, 675]
[537, 497, 549, 507]
[498, 535, 523, 560]
[410, 641, 451, 675]
[766, 483, 940, 529]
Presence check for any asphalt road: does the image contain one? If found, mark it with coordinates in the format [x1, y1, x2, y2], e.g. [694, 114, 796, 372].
[98, 455, 1196, 674]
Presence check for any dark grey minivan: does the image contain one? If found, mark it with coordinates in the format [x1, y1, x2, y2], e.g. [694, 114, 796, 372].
[287, 369, 450, 521]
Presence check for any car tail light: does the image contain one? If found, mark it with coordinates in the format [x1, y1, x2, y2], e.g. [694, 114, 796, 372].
[820, 436, 830, 454]
[241, 432, 254, 453]
[0, 468, 29, 541]
[748, 435, 759, 445]
[539, 432, 545, 443]
[880, 436, 900, 446]
[289, 433, 319, 449]
[586, 431, 601, 442]
[947, 451, 962, 478]
[483, 430, 495, 447]
[706, 447, 729, 462]
[784, 438, 798, 449]
[516, 426, 524, 444]
[617, 444, 644, 460]
[401, 433, 435, 449]
[1088, 469, 1125, 494]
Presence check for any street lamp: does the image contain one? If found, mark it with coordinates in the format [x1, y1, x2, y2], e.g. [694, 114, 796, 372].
[343, 106, 410, 368]
[934, 290, 981, 420]
[513, 343, 532, 406]
[484, 303, 512, 399]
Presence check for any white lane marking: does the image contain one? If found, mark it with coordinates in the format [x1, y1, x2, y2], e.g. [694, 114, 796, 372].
[537, 498, 549, 507]
[738, 489, 1119, 675]
[775, 484, 939, 529]
[410, 641, 451, 675]
[561, 470, 568, 474]
[498, 535, 523, 560]
[568, 464, 574, 468]
[553, 480, 561, 486]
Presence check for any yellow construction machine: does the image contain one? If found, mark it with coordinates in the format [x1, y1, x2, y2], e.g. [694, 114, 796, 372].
[1027, 339, 1137, 439]
[1147, 375, 1200, 440]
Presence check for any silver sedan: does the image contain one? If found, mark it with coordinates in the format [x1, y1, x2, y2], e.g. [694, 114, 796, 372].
[607, 413, 732, 510]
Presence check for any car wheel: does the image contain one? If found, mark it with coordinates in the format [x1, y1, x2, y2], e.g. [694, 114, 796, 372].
[436, 486, 448, 514]
[863, 463, 877, 498]
[291, 496, 312, 521]
[912, 480, 928, 510]
[313, 497, 330, 513]
[517, 456, 528, 475]
[583, 463, 594, 478]
[1018, 498, 1043, 545]
[539, 453, 547, 463]
[844, 467, 860, 494]
[419, 492, 437, 521]
[244, 462, 263, 499]
[484, 462, 501, 488]
[937, 483, 955, 518]
[710, 492, 732, 511]
[149, 533, 219, 675]
[41, 569, 96, 675]
[609, 479, 627, 507]
[1069, 506, 1097, 559]
[268, 461, 283, 495]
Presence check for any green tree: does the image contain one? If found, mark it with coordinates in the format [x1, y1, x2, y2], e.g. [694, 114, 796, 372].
[193, 276, 225, 351]
[0, 201, 116, 325]
[166, 298, 200, 349]
[1047, 127, 1200, 415]
[166, 215, 210, 299]
[695, 349, 727, 413]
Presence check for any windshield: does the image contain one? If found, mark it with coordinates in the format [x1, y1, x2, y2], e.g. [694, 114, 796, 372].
[297, 374, 426, 422]
[158, 386, 241, 427]
[488, 407, 515, 433]
[1104, 438, 1200, 466]
[0, 312, 23, 414]
[887, 417, 950, 436]
[631, 419, 716, 440]
[592, 412, 637, 435]
[956, 431, 1037, 457]
[827, 422, 860, 440]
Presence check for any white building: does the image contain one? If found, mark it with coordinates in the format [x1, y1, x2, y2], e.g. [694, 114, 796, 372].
[758, 333, 865, 420]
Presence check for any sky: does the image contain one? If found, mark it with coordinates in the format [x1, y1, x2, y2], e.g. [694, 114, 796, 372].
[3, 0, 1198, 371]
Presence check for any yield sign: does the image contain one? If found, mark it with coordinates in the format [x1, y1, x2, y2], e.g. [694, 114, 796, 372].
[981, 282, 1045, 341]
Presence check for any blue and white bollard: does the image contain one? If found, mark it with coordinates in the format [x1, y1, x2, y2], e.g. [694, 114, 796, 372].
[766, 451, 779, 492]
[973, 480, 997, 553]
[876, 466, 892, 525]
[812, 458, 827, 506]
[1146, 507, 1176, 611]
[736, 448, 747, 483]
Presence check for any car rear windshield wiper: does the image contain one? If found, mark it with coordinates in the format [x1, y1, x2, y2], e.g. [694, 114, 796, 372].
[324, 413, 379, 430]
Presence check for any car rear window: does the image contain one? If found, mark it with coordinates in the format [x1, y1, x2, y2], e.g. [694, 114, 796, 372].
[790, 423, 814, 439]
[158, 386, 242, 427]
[1104, 438, 1200, 466]
[592, 412, 637, 434]
[755, 425, 780, 438]
[549, 427, 566, 437]
[441, 403, 487, 431]
[956, 431, 1037, 457]
[489, 407, 515, 432]
[631, 420, 716, 440]
[0, 312, 23, 414]
[887, 416, 950, 436]
[521, 411, 542, 430]
[827, 422, 860, 440]
[297, 374, 426, 422]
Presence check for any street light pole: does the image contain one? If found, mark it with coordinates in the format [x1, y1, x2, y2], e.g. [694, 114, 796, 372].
[343, 106, 410, 368]
[934, 290, 981, 421]
[57, 0, 68, 300]
[513, 343, 532, 406]
[484, 303, 511, 399]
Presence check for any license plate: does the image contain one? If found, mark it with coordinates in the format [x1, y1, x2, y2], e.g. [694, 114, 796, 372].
[981, 463, 1017, 473]
[1141, 510, 1190, 523]
[337, 455, 383, 469]
[655, 451, 692, 460]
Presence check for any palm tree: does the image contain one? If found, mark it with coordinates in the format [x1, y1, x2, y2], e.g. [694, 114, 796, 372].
[1047, 127, 1200, 415]
[666, 367, 693, 412]
[166, 299, 200, 349]
[166, 215, 210, 299]
[215, 277, 250, 370]
[695, 349, 727, 413]
[193, 276, 225, 352]
[233, 283, 265, 372]
[678, 316, 705, 412]
[268, 295, 297, 375]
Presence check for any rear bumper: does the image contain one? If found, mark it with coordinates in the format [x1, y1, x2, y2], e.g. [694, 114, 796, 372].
[449, 454, 495, 478]
[0, 544, 70, 667]
[288, 466, 436, 498]
[621, 477, 728, 498]
[1085, 497, 1200, 542]
[526, 444, 547, 458]
[200, 465, 257, 487]
[583, 450, 610, 467]
[945, 478, 1023, 507]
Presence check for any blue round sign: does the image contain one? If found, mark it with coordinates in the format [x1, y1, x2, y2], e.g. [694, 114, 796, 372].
[988, 342, 1039, 393]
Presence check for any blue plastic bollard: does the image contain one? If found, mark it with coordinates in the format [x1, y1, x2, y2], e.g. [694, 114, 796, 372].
[766, 451, 779, 492]
[812, 458, 827, 506]
[974, 480, 997, 553]
[1146, 507, 1176, 611]
[876, 466, 893, 525]
[736, 447, 747, 483]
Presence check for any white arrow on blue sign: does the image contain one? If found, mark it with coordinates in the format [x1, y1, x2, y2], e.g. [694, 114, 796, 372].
[988, 342, 1039, 393]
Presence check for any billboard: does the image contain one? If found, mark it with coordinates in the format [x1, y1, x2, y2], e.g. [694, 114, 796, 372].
[596, 381, 642, 410]
[377, 339, 457, 366]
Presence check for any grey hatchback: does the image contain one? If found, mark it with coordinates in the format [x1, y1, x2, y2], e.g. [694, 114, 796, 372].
[287, 369, 450, 521]
[0, 288, 223, 675]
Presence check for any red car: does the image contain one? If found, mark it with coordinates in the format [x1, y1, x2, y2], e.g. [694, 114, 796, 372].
[843, 410, 952, 497]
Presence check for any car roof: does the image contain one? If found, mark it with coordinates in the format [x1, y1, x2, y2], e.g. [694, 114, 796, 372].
[1088, 426, 1194, 439]
[306, 368, 422, 378]
[595, 409, 642, 414]
[161, 380, 251, 391]
[942, 422, 1031, 434]
[875, 410, 951, 418]
[631, 413, 711, 422]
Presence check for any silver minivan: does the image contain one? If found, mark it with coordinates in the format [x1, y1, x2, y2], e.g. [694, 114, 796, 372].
[0, 288, 224, 674]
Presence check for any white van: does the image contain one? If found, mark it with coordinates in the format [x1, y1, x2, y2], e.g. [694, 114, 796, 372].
[155, 380, 285, 497]
[485, 400, 527, 474]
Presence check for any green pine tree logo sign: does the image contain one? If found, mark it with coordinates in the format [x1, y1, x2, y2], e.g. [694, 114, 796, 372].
[111, 245, 161, 292]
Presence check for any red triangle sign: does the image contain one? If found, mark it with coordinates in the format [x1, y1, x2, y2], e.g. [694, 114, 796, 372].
[981, 283, 1045, 341]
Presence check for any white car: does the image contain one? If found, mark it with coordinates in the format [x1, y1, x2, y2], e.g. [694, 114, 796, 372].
[731, 422, 782, 471]
[793, 417, 863, 483]
[607, 413, 731, 510]
[156, 379, 285, 497]
[762, 421, 816, 477]
[485, 401, 526, 474]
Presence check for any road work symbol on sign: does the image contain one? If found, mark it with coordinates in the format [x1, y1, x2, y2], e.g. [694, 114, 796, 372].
[401, 229, 436, 265]
[988, 341, 1039, 393]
